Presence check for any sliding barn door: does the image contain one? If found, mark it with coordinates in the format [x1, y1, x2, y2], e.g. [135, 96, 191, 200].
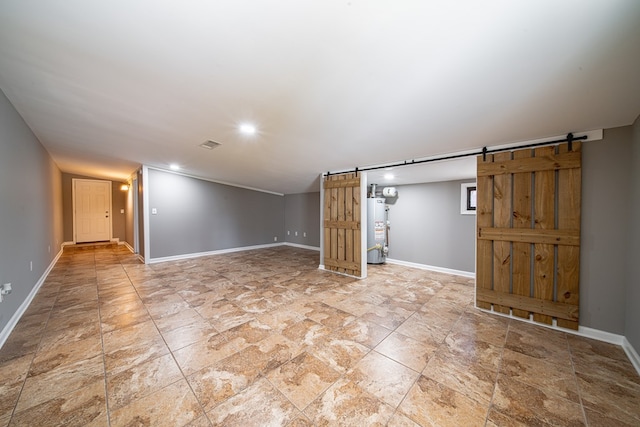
[475, 142, 581, 330]
[323, 173, 362, 277]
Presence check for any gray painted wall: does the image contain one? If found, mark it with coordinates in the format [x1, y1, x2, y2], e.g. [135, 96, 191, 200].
[0, 89, 63, 334]
[580, 127, 632, 334]
[626, 116, 640, 350]
[386, 180, 476, 273]
[61, 173, 127, 243]
[147, 169, 284, 259]
[284, 192, 320, 247]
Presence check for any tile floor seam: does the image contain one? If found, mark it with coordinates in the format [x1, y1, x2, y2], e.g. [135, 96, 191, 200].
[95, 252, 113, 427]
[485, 326, 508, 427]
[566, 336, 589, 427]
[391, 362, 426, 426]
[567, 338, 592, 427]
[4, 245, 639, 426]
[4, 264, 80, 425]
[117, 257, 212, 425]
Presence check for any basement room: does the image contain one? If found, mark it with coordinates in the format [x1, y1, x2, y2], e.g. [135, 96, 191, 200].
[0, 1, 639, 426]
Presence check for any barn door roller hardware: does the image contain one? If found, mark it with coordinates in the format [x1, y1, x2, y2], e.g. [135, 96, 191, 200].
[326, 133, 587, 177]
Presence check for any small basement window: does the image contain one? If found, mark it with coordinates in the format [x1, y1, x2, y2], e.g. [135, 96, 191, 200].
[461, 182, 477, 215]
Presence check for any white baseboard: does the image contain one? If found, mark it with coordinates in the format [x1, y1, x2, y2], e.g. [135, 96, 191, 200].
[318, 265, 364, 280]
[62, 241, 74, 246]
[283, 242, 320, 251]
[0, 246, 65, 349]
[147, 242, 283, 264]
[123, 242, 135, 253]
[577, 326, 625, 345]
[623, 338, 640, 375]
[386, 258, 474, 278]
[476, 306, 640, 376]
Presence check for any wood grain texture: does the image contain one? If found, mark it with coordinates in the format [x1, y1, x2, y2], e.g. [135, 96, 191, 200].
[533, 146, 555, 325]
[323, 178, 361, 189]
[492, 152, 512, 314]
[343, 177, 360, 274]
[337, 175, 346, 273]
[556, 142, 581, 330]
[322, 173, 362, 277]
[475, 143, 581, 328]
[512, 149, 532, 319]
[353, 177, 361, 274]
[476, 154, 494, 310]
[476, 288, 579, 321]
[477, 151, 581, 176]
[478, 228, 579, 246]
[323, 177, 332, 269]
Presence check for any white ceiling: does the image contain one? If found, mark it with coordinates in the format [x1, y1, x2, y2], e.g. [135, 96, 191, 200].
[1, 1, 639, 194]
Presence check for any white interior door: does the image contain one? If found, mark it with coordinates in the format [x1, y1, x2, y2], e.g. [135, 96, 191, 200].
[74, 179, 112, 243]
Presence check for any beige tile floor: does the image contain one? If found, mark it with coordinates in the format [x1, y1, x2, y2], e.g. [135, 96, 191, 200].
[1, 244, 639, 426]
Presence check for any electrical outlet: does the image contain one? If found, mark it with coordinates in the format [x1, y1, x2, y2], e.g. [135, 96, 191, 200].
[48, 245, 51, 253]
[303, 232, 306, 237]
[287, 231, 290, 235]
[295, 231, 298, 236]
[274, 236, 278, 242]
[30, 261, 33, 271]
[0, 283, 11, 302]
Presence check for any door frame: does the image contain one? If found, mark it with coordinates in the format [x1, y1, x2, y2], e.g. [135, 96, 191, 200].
[72, 178, 113, 243]
[132, 176, 139, 253]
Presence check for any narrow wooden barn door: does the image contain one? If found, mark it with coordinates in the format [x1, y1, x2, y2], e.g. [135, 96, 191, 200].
[323, 173, 362, 277]
[475, 142, 581, 329]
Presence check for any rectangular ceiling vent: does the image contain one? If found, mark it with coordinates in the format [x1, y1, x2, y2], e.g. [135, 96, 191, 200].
[200, 140, 222, 150]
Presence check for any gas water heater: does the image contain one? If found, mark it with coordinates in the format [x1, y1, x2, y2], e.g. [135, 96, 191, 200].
[367, 184, 391, 264]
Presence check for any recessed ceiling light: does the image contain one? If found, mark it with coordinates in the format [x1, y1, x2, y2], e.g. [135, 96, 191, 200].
[384, 173, 394, 180]
[169, 164, 180, 171]
[239, 123, 257, 135]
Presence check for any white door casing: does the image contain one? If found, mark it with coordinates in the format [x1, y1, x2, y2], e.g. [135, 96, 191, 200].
[73, 179, 112, 243]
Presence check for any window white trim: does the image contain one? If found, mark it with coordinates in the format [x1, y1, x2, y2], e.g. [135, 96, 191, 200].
[461, 182, 477, 215]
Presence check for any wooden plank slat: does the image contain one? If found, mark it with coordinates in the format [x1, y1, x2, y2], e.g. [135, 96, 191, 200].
[337, 175, 346, 273]
[492, 151, 512, 314]
[478, 228, 579, 246]
[476, 288, 579, 322]
[323, 257, 361, 272]
[323, 176, 331, 270]
[475, 154, 493, 310]
[330, 176, 338, 272]
[323, 178, 361, 189]
[322, 172, 361, 277]
[352, 176, 361, 276]
[477, 151, 581, 176]
[512, 149, 532, 319]
[324, 220, 360, 230]
[556, 142, 581, 330]
[345, 180, 354, 273]
[533, 146, 555, 325]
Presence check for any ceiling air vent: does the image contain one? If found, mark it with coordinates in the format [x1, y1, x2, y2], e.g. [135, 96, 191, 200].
[200, 140, 222, 150]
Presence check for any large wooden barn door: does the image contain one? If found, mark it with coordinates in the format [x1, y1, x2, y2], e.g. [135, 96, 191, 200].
[323, 173, 362, 277]
[476, 142, 581, 330]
